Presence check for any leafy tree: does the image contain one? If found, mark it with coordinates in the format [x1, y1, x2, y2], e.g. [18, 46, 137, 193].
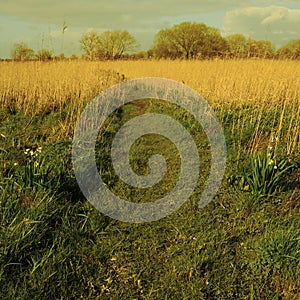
[226, 34, 247, 58]
[151, 28, 179, 59]
[80, 31, 102, 60]
[11, 42, 35, 61]
[99, 30, 139, 59]
[80, 30, 139, 60]
[131, 50, 151, 60]
[152, 22, 228, 59]
[70, 54, 78, 60]
[245, 39, 275, 59]
[57, 53, 66, 60]
[203, 26, 229, 58]
[36, 49, 53, 61]
[276, 39, 300, 59]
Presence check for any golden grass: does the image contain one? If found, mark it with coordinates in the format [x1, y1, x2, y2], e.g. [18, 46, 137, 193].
[0, 61, 124, 115]
[0, 59, 299, 155]
[97, 59, 300, 107]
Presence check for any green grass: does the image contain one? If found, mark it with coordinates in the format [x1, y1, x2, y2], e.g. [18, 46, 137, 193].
[0, 87, 299, 299]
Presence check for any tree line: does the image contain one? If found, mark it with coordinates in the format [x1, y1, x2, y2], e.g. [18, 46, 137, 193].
[9, 22, 300, 61]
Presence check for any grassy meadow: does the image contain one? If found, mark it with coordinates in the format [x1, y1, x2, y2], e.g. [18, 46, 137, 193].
[0, 59, 299, 299]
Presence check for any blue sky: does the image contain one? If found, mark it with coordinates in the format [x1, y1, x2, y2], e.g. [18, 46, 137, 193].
[0, 0, 299, 58]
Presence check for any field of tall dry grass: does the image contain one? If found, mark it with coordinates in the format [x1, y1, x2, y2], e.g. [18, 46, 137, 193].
[1, 59, 299, 155]
[1, 59, 299, 107]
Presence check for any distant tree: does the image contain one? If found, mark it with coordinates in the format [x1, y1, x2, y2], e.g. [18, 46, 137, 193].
[245, 39, 275, 58]
[58, 53, 66, 60]
[11, 42, 35, 61]
[147, 49, 154, 59]
[99, 30, 139, 59]
[276, 39, 300, 59]
[80, 30, 139, 60]
[151, 28, 180, 59]
[152, 22, 228, 59]
[131, 50, 151, 60]
[226, 34, 247, 58]
[70, 54, 78, 60]
[36, 49, 53, 61]
[203, 26, 229, 58]
[80, 31, 102, 60]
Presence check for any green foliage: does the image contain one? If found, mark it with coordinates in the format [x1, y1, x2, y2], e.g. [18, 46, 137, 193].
[36, 49, 53, 61]
[80, 30, 139, 60]
[152, 22, 229, 59]
[245, 39, 275, 59]
[243, 147, 294, 197]
[226, 34, 247, 58]
[276, 39, 300, 59]
[79, 30, 102, 60]
[11, 42, 35, 61]
[9, 25, 300, 62]
[257, 230, 300, 274]
[14, 144, 71, 194]
[21, 147, 46, 189]
[0, 86, 299, 299]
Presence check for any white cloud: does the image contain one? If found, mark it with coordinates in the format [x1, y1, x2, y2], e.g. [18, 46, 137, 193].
[223, 6, 300, 46]
[0, 1, 281, 28]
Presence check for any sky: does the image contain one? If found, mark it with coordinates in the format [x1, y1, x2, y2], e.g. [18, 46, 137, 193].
[0, 0, 299, 58]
